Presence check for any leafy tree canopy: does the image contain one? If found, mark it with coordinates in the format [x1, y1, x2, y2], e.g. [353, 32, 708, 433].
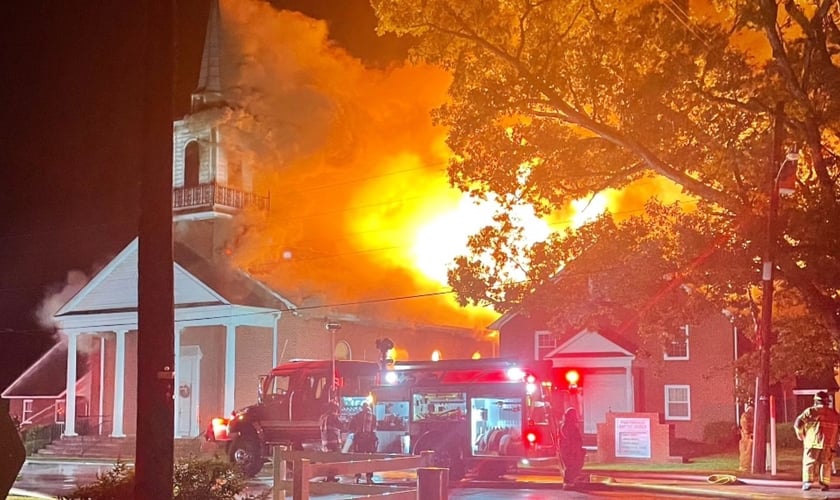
[372, 0, 840, 380]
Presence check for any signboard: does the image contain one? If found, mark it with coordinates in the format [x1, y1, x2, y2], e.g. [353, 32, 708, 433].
[615, 417, 651, 458]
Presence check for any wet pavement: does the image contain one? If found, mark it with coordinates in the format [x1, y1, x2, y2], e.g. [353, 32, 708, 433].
[13, 458, 840, 499]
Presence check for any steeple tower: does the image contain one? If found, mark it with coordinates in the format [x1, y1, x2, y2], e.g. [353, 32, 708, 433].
[191, 0, 224, 112]
[171, 0, 268, 258]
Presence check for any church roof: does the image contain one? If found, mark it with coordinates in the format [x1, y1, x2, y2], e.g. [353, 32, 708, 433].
[173, 241, 295, 311]
[1, 340, 85, 398]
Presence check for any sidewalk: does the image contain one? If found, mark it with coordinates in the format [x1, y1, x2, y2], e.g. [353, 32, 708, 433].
[16, 454, 840, 499]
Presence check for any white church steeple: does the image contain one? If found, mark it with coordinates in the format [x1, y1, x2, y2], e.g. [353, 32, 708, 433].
[171, 0, 268, 224]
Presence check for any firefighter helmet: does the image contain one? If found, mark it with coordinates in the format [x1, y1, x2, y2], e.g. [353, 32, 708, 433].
[814, 391, 831, 406]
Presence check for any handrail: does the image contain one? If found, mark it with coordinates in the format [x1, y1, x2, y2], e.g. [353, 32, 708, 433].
[271, 448, 439, 500]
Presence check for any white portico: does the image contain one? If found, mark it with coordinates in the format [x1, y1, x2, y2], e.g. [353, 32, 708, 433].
[55, 238, 293, 438]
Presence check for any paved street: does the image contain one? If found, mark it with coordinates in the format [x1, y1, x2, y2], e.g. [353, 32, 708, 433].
[3, 459, 736, 499]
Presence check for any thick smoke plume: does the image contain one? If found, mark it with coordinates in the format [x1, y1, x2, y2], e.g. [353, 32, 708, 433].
[218, 0, 496, 329]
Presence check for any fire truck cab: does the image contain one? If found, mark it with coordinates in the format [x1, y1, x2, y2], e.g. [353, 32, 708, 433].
[371, 358, 558, 480]
[204, 359, 379, 477]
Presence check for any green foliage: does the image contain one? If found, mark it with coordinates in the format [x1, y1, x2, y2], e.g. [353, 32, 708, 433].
[21, 423, 61, 455]
[60, 460, 134, 500]
[702, 421, 739, 449]
[774, 422, 800, 450]
[373, 0, 840, 379]
[60, 457, 269, 500]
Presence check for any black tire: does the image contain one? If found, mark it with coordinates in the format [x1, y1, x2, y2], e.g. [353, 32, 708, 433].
[413, 433, 466, 481]
[475, 460, 509, 480]
[229, 434, 263, 478]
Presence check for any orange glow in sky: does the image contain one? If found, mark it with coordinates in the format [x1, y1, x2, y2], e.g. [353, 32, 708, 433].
[218, 0, 687, 329]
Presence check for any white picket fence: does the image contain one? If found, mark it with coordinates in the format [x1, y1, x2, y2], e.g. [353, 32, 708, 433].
[271, 448, 445, 500]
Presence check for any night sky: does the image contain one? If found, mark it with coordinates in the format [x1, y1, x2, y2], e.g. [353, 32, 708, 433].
[0, 0, 410, 390]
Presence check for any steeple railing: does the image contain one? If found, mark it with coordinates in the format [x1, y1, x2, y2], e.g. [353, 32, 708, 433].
[173, 183, 270, 213]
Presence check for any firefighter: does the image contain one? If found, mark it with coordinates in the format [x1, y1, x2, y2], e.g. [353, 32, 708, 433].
[559, 407, 585, 489]
[794, 391, 840, 491]
[319, 401, 343, 482]
[350, 402, 378, 483]
[738, 402, 754, 472]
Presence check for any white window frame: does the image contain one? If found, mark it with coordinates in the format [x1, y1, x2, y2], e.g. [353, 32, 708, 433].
[664, 325, 690, 360]
[534, 330, 556, 359]
[22, 399, 33, 423]
[664, 384, 691, 420]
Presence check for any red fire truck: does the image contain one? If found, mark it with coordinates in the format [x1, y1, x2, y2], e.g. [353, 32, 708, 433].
[204, 359, 380, 476]
[370, 358, 558, 480]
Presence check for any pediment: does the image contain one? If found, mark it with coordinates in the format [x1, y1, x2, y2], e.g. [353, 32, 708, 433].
[544, 329, 634, 358]
[56, 238, 226, 317]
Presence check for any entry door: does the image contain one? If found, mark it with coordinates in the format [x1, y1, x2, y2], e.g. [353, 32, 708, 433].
[582, 372, 630, 434]
[176, 346, 202, 437]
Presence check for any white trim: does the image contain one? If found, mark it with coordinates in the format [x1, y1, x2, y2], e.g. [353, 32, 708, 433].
[112, 330, 127, 437]
[272, 313, 279, 368]
[56, 239, 139, 316]
[22, 399, 33, 423]
[664, 384, 691, 421]
[56, 304, 282, 333]
[63, 332, 78, 437]
[174, 262, 230, 304]
[2, 342, 66, 398]
[534, 330, 555, 360]
[173, 326, 182, 435]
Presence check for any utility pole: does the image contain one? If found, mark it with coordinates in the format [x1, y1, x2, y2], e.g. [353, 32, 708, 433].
[752, 102, 798, 474]
[135, 0, 175, 498]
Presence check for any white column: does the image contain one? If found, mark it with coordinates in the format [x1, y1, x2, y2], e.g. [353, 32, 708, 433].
[224, 323, 236, 415]
[173, 326, 182, 437]
[111, 330, 127, 437]
[63, 332, 79, 437]
[98, 336, 105, 436]
[625, 365, 634, 410]
[272, 314, 280, 368]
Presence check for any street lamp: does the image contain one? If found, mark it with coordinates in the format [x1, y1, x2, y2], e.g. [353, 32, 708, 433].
[752, 148, 799, 474]
[325, 321, 342, 403]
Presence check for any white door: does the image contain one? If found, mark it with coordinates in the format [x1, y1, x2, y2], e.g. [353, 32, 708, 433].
[582, 372, 630, 434]
[176, 346, 202, 437]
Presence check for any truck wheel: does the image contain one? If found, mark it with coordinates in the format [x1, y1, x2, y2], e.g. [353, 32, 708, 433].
[229, 435, 263, 477]
[414, 434, 465, 481]
[476, 460, 509, 479]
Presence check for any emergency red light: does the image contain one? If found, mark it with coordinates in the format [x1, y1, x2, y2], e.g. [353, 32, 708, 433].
[526, 432, 537, 443]
[526, 374, 536, 384]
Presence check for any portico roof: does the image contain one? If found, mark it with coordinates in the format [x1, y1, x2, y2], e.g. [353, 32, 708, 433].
[53, 237, 296, 332]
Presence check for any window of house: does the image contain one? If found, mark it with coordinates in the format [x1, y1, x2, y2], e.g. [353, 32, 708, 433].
[664, 325, 690, 360]
[22, 399, 33, 423]
[664, 385, 691, 420]
[535, 331, 557, 359]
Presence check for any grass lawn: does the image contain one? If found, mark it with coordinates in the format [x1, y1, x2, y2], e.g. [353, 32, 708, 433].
[584, 446, 804, 480]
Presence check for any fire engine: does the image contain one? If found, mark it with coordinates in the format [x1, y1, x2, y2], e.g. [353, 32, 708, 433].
[370, 357, 559, 480]
[204, 359, 380, 477]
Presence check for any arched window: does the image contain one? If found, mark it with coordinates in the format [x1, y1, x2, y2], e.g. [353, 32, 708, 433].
[335, 340, 351, 360]
[184, 141, 200, 187]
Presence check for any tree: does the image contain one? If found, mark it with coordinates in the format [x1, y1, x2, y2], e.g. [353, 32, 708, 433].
[371, 0, 840, 378]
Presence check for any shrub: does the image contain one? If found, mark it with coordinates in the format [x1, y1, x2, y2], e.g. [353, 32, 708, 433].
[60, 457, 269, 500]
[774, 422, 800, 450]
[21, 423, 62, 455]
[702, 421, 739, 448]
[60, 460, 133, 500]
